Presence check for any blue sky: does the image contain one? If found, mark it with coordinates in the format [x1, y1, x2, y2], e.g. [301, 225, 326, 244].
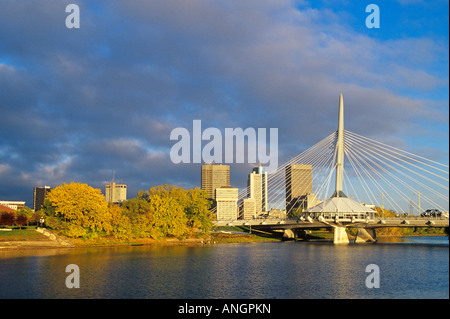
[0, 0, 448, 209]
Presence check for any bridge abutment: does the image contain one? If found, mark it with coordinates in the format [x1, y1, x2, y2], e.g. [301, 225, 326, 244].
[355, 228, 377, 243]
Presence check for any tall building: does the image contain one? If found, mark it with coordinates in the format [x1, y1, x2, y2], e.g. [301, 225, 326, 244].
[215, 186, 238, 220]
[241, 198, 256, 220]
[33, 186, 51, 211]
[285, 164, 312, 213]
[201, 164, 230, 200]
[105, 182, 127, 203]
[247, 166, 268, 214]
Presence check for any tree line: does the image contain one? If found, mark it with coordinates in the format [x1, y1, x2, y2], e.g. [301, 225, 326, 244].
[0, 206, 37, 229]
[39, 182, 214, 240]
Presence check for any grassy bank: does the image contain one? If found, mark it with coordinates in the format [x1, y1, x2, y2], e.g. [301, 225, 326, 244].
[211, 226, 281, 243]
[2, 225, 447, 249]
[0, 225, 281, 248]
[0, 227, 50, 242]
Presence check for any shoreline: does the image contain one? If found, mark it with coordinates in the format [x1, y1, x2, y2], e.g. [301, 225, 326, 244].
[0, 228, 277, 251]
[1, 227, 447, 253]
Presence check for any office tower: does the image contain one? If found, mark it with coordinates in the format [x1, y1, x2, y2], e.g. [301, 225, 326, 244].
[247, 166, 268, 214]
[241, 198, 256, 220]
[215, 186, 239, 220]
[201, 164, 230, 200]
[285, 164, 312, 212]
[105, 182, 127, 203]
[33, 186, 51, 211]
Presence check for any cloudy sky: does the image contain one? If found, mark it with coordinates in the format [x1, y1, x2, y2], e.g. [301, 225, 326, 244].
[0, 0, 448, 206]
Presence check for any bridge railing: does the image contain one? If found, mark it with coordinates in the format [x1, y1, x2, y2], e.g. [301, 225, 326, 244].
[381, 215, 449, 221]
[214, 215, 449, 225]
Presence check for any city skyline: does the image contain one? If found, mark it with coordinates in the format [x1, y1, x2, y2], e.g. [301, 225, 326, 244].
[0, 1, 448, 208]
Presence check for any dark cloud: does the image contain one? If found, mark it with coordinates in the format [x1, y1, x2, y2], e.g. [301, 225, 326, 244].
[0, 0, 447, 206]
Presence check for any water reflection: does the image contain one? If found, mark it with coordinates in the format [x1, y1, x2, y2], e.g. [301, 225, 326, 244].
[0, 238, 448, 299]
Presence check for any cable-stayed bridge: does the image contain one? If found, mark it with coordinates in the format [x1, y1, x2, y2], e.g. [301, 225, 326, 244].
[215, 94, 449, 243]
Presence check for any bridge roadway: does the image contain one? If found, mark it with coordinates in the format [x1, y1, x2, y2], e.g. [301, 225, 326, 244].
[214, 216, 450, 231]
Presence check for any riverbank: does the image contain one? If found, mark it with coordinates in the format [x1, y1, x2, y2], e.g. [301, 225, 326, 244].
[1, 226, 447, 251]
[0, 226, 280, 251]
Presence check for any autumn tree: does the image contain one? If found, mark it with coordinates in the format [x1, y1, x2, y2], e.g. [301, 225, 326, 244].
[47, 182, 112, 237]
[15, 213, 28, 229]
[145, 185, 189, 238]
[0, 211, 15, 226]
[16, 206, 33, 225]
[108, 204, 133, 239]
[141, 185, 213, 237]
[45, 182, 214, 240]
[184, 188, 214, 234]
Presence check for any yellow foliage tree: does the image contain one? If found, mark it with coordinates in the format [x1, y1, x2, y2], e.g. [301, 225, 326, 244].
[47, 182, 112, 235]
[145, 185, 188, 238]
[108, 204, 133, 239]
[137, 184, 213, 238]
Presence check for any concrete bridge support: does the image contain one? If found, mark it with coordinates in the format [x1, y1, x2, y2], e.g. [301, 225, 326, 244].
[283, 229, 296, 239]
[333, 226, 349, 244]
[282, 229, 310, 240]
[355, 228, 377, 243]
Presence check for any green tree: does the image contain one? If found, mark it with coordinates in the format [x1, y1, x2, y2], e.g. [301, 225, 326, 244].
[16, 206, 32, 226]
[41, 199, 56, 217]
[122, 197, 156, 238]
[288, 207, 303, 219]
[31, 211, 42, 225]
[184, 188, 214, 234]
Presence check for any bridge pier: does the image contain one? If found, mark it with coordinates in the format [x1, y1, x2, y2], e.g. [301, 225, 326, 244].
[355, 228, 377, 243]
[333, 226, 349, 244]
[282, 229, 310, 240]
[283, 229, 296, 239]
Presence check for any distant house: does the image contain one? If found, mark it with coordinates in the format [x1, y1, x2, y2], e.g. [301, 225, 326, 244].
[0, 200, 25, 210]
[0, 204, 15, 213]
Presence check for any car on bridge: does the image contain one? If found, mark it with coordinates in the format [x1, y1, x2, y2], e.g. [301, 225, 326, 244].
[421, 209, 446, 218]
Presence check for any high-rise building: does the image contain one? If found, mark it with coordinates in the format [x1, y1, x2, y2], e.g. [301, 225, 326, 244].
[285, 164, 312, 213]
[33, 186, 51, 211]
[241, 198, 256, 220]
[247, 166, 268, 214]
[105, 182, 127, 203]
[215, 186, 238, 220]
[201, 164, 230, 200]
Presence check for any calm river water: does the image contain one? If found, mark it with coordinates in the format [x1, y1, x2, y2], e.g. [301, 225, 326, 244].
[0, 237, 448, 299]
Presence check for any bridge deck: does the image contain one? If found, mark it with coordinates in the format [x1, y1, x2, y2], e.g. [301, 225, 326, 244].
[215, 217, 449, 230]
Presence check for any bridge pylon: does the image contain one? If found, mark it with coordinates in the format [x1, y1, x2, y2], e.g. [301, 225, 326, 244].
[304, 94, 378, 244]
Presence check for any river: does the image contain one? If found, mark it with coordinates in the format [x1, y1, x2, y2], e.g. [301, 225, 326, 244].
[0, 236, 448, 299]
